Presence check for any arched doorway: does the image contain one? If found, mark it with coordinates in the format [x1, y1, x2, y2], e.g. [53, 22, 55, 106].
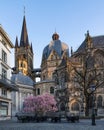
[60, 102, 65, 111]
[71, 102, 80, 111]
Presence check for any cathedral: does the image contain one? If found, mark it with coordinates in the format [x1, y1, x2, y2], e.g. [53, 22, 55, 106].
[11, 15, 104, 117]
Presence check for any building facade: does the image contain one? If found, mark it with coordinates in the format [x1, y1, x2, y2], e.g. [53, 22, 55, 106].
[0, 25, 17, 119]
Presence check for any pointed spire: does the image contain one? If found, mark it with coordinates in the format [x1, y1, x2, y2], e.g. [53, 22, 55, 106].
[31, 43, 33, 53]
[15, 36, 19, 48]
[85, 30, 93, 49]
[52, 32, 59, 40]
[71, 46, 73, 56]
[26, 35, 29, 46]
[20, 15, 29, 47]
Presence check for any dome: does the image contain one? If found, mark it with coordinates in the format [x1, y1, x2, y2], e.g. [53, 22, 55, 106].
[11, 72, 34, 87]
[42, 33, 69, 60]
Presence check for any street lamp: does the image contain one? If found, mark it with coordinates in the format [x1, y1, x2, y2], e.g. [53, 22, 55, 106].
[90, 85, 96, 126]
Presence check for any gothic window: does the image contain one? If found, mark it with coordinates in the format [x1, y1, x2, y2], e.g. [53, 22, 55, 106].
[50, 87, 54, 94]
[71, 102, 79, 111]
[60, 103, 65, 111]
[97, 95, 103, 108]
[20, 62, 23, 67]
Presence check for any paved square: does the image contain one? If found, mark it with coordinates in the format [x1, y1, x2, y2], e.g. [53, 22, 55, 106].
[0, 118, 104, 130]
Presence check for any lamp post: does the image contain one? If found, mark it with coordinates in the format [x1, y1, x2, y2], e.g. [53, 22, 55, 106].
[90, 85, 96, 126]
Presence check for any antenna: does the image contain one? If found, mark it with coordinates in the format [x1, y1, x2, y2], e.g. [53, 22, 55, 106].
[55, 28, 56, 33]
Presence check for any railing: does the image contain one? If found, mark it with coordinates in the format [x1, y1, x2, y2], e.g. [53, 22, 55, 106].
[0, 74, 18, 91]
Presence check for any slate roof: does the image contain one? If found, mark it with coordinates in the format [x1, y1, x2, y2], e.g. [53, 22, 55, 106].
[11, 72, 34, 87]
[77, 35, 104, 52]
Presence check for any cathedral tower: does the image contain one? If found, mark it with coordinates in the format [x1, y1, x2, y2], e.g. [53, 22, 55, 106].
[14, 15, 34, 79]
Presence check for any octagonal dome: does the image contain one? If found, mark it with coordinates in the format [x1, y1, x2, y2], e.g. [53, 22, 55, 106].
[42, 32, 69, 60]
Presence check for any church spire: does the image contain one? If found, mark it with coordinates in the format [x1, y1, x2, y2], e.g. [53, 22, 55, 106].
[71, 46, 73, 56]
[20, 15, 29, 47]
[31, 43, 33, 53]
[85, 30, 93, 50]
[15, 36, 19, 48]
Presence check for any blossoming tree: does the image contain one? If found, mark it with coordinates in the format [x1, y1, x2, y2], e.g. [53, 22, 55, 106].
[23, 93, 58, 114]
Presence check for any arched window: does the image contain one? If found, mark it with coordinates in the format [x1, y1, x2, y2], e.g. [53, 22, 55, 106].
[20, 62, 23, 67]
[50, 87, 54, 94]
[60, 103, 65, 111]
[97, 95, 103, 108]
[37, 88, 40, 95]
[71, 102, 79, 111]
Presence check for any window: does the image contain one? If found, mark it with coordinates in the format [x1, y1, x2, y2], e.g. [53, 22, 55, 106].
[50, 87, 54, 94]
[2, 68, 7, 79]
[2, 50, 7, 63]
[2, 88, 7, 97]
[20, 62, 23, 67]
[37, 88, 40, 95]
[0, 106, 8, 116]
[97, 95, 102, 108]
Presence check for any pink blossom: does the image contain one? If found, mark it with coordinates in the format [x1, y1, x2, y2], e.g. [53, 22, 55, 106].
[23, 93, 58, 114]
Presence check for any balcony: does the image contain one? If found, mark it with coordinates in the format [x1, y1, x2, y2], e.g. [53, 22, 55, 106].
[0, 74, 18, 91]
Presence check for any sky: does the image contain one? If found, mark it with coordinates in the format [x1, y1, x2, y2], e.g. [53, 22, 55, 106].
[0, 0, 104, 68]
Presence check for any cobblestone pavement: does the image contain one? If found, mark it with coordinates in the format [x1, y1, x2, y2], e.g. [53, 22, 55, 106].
[0, 118, 104, 130]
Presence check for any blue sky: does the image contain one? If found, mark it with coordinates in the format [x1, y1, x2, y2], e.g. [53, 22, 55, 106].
[0, 0, 104, 68]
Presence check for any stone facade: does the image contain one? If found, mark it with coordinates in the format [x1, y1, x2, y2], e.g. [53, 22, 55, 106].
[0, 25, 17, 120]
[53, 31, 104, 116]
